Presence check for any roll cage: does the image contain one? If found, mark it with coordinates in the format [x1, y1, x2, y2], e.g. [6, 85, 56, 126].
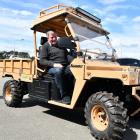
[31, 4, 113, 76]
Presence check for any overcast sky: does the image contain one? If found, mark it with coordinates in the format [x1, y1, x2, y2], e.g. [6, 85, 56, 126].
[0, 0, 140, 58]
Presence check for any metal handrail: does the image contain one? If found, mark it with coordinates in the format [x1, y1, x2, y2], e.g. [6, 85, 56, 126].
[40, 4, 68, 16]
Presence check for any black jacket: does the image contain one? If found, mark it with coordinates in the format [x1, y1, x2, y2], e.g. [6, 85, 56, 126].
[39, 42, 69, 67]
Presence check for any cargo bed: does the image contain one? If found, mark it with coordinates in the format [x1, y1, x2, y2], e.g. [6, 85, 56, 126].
[0, 59, 35, 82]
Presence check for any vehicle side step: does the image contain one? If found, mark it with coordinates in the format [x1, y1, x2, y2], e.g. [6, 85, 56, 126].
[48, 100, 73, 109]
[132, 86, 140, 102]
[131, 108, 140, 117]
[131, 86, 140, 116]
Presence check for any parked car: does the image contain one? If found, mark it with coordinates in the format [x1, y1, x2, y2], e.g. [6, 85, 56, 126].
[117, 58, 140, 67]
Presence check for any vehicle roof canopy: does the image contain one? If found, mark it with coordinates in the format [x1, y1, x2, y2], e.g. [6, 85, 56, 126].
[31, 4, 109, 36]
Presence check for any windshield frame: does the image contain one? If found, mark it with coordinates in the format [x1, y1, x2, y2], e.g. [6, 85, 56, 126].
[67, 19, 115, 60]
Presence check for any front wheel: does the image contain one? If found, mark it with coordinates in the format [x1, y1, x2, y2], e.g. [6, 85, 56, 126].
[84, 91, 129, 140]
[3, 80, 23, 107]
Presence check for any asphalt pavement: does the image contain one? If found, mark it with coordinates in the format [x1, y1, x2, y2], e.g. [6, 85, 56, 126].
[0, 77, 140, 140]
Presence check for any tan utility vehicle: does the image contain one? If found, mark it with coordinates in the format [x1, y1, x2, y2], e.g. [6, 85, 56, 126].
[0, 4, 140, 140]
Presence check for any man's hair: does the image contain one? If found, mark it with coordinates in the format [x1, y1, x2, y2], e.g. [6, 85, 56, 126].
[46, 30, 57, 38]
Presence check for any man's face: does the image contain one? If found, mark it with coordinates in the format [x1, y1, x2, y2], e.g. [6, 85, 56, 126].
[48, 33, 57, 46]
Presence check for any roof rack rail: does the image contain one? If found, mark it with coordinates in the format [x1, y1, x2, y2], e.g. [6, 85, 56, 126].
[40, 4, 68, 17]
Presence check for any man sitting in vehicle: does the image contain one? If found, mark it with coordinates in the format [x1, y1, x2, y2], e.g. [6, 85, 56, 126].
[39, 30, 73, 104]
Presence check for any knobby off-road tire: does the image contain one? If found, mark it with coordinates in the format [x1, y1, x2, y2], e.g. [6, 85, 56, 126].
[3, 80, 23, 107]
[84, 91, 129, 140]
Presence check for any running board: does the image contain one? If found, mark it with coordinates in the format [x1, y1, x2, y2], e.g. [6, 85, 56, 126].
[131, 86, 140, 117]
[131, 108, 140, 117]
[48, 100, 73, 109]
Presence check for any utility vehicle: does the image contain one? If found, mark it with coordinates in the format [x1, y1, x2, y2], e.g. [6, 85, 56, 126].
[0, 4, 140, 140]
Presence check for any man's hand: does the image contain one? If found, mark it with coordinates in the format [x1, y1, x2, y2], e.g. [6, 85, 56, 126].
[53, 63, 63, 68]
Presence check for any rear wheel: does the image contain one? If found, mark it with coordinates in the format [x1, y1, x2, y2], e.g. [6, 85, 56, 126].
[84, 91, 129, 140]
[3, 80, 23, 107]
